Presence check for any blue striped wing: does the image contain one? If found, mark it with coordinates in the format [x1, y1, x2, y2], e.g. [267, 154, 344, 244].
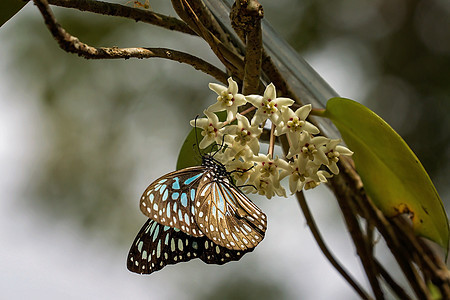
[194, 171, 267, 251]
[139, 167, 206, 237]
[127, 219, 253, 274]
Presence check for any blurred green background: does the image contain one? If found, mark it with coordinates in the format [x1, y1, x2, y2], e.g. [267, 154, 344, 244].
[0, 0, 448, 299]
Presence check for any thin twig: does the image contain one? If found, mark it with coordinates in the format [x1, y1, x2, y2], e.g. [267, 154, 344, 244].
[185, 0, 234, 48]
[32, 0, 228, 83]
[374, 259, 413, 299]
[268, 122, 275, 158]
[172, 0, 245, 79]
[44, 0, 196, 35]
[335, 159, 433, 299]
[392, 217, 450, 298]
[295, 191, 373, 300]
[330, 176, 385, 299]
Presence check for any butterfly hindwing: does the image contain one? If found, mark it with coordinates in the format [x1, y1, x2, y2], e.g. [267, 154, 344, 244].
[139, 167, 206, 237]
[127, 219, 253, 275]
[194, 171, 267, 251]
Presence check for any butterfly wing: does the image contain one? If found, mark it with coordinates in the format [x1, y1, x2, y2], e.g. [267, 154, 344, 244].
[194, 172, 267, 251]
[127, 219, 253, 275]
[139, 167, 205, 237]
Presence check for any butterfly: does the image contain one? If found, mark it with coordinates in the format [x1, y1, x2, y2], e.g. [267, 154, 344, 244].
[127, 154, 267, 274]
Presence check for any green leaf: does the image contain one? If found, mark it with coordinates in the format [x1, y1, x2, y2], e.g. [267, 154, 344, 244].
[176, 127, 202, 170]
[324, 97, 449, 251]
[1, 0, 27, 28]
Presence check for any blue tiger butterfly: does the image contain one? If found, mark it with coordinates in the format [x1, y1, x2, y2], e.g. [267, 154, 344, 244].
[127, 153, 267, 274]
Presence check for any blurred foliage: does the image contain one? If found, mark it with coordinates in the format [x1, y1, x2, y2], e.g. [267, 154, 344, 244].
[197, 276, 290, 300]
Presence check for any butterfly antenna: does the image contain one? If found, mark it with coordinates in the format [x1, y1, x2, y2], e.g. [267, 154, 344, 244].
[212, 134, 227, 157]
[229, 165, 255, 174]
[193, 115, 203, 157]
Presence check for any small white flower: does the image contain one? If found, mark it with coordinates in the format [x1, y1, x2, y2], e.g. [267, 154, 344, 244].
[250, 175, 286, 199]
[222, 113, 262, 158]
[319, 139, 354, 174]
[243, 154, 288, 198]
[280, 159, 331, 193]
[287, 133, 329, 167]
[253, 154, 289, 180]
[207, 77, 247, 122]
[245, 83, 294, 126]
[225, 159, 255, 187]
[190, 110, 224, 149]
[278, 105, 320, 146]
[304, 170, 332, 190]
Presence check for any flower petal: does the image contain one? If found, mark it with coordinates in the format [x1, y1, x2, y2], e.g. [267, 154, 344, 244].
[245, 95, 263, 107]
[208, 83, 227, 95]
[295, 104, 312, 119]
[263, 83, 277, 100]
[227, 77, 238, 94]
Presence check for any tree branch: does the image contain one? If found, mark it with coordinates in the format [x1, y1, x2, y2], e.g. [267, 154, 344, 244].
[230, 0, 263, 95]
[172, 0, 245, 79]
[43, 0, 197, 35]
[333, 157, 434, 299]
[295, 191, 373, 300]
[32, 0, 228, 83]
[278, 136, 372, 299]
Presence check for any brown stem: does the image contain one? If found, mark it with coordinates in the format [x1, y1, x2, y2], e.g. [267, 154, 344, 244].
[336, 158, 433, 299]
[172, 0, 245, 79]
[230, 0, 263, 95]
[268, 122, 275, 158]
[330, 175, 385, 299]
[44, 0, 196, 35]
[32, 0, 228, 83]
[374, 259, 412, 299]
[277, 136, 371, 299]
[295, 191, 373, 300]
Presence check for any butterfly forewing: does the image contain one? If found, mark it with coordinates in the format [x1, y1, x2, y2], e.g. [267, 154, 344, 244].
[127, 219, 253, 274]
[194, 172, 267, 251]
[139, 167, 206, 237]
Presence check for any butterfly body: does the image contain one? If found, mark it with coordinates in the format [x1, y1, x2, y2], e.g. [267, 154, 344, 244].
[127, 155, 266, 274]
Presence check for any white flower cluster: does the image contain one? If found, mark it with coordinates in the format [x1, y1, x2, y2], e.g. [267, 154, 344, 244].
[190, 78, 353, 199]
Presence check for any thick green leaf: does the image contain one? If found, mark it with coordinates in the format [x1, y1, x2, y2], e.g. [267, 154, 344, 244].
[324, 97, 449, 251]
[1, 0, 27, 28]
[176, 127, 202, 170]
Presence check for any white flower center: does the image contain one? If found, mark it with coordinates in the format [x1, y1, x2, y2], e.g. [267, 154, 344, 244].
[301, 144, 317, 160]
[218, 91, 234, 107]
[287, 117, 305, 132]
[234, 128, 252, 145]
[261, 99, 278, 115]
[202, 123, 218, 138]
[292, 168, 306, 182]
[327, 150, 340, 163]
[261, 161, 277, 177]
